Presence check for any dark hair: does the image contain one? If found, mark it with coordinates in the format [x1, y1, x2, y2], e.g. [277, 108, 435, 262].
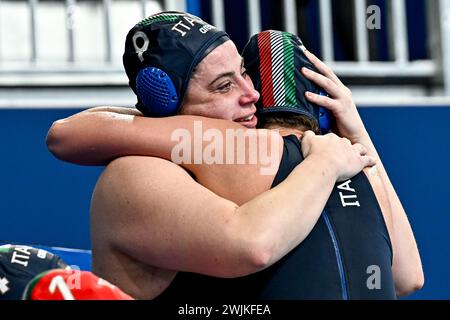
[257, 113, 320, 134]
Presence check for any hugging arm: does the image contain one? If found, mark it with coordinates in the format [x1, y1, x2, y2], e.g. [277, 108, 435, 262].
[46, 106, 162, 166]
[46, 107, 277, 167]
[46, 108, 285, 203]
[91, 132, 374, 279]
[302, 51, 424, 296]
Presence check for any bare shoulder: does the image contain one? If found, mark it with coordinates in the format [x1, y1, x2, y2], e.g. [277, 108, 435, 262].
[94, 156, 235, 220]
[188, 129, 284, 205]
[90, 156, 250, 276]
[105, 155, 191, 180]
[97, 156, 216, 206]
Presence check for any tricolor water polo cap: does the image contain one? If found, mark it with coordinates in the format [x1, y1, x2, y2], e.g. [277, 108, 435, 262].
[123, 11, 230, 117]
[242, 30, 332, 133]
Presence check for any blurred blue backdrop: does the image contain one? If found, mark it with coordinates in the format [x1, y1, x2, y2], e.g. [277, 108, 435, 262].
[1, 106, 449, 299]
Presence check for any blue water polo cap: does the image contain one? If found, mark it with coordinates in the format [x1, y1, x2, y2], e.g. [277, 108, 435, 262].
[123, 11, 230, 117]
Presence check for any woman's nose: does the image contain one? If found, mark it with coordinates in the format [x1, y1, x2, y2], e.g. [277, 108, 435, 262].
[239, 78, 260, 106]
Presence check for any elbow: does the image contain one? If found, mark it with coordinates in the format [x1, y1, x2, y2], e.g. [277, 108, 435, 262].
[46, 120, 64, 158]
[46, 119, 75, 163]
[225, 248, 272, 278]
[217, 212, 279, 278]
[245, 245, 273, 274]
[396, 271, 425, 297]
[216, 229, 275, 278]
[45, 120, 71, 161]
[236, 235, 276, 277]
[416, 270, 426, 292]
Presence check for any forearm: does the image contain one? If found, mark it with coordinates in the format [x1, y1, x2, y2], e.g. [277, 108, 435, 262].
[235, 132, 376, 272]
[97, 155, 338, 278]
[46, 107, 145, 165]
[47, 108, 192, 166]
[48, 112, 137, 165]
[47, 107, 266, 168]
[359, 135, 424, 295]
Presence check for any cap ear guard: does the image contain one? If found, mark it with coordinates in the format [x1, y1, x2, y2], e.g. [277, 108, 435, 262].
[319, 91, 333, 134]
[136, 67, 179, 117]
[319, 107, 332, 134]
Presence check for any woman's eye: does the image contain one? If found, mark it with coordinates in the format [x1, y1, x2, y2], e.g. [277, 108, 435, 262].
[217, 82, 232, 91]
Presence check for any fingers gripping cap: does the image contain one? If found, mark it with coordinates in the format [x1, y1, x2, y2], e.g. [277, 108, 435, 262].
[242, 30, 330, 133]
[123, 11, 230, 117]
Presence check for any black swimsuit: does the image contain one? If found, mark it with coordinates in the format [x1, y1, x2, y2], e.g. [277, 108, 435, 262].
[156, 135, 396, 300]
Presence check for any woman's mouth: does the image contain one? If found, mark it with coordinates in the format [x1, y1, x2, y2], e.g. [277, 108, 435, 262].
[235, 115, 258, 128]
[236, 115, 254, 122]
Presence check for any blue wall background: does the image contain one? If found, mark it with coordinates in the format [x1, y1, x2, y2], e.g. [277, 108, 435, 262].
[1, 106, 449, 299]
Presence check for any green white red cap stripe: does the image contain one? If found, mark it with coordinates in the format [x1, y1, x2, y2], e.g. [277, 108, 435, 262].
[258, 30, 297, 110]
[138, 12, 185, 26]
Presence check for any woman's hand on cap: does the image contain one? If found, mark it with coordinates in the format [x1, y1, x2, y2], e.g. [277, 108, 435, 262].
[301, 51, 369, 145]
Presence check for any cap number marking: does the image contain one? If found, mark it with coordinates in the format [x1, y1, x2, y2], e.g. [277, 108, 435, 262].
[0, 277, 9, 295]
[133, 31, 150, 63]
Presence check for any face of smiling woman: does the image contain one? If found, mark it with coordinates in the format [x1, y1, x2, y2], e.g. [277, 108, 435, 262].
[180, 40, 260, 128]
